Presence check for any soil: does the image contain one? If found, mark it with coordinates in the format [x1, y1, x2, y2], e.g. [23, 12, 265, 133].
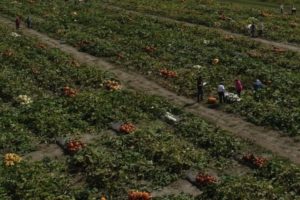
[24, 144, 64, 161]
[0, 16, 299, 165]
[24, 132, 112, 162]
[151, 179, 202, 197]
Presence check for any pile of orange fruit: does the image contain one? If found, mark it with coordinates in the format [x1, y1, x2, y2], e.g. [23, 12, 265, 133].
[104, 80, 121, 91]
[196, 173, 217, 186]
[76, 40, 91, 48]
[117, 52, 125, 60]
[224, 35, 235, 41]
[260, 11, 272, 17]
[273, 46, 286, 54]
[100, 194, 107, 200]
[63, 86, 77, 97]
[4, 153, 22, 167]
[2, 49, 14, 57]
[159, 68, 177, 78]
[120, 123, 136, 134]
[69, 59, 80, 68]
[207, 96, 217, 104]
[36, 43, 47, 49]
[243, 154, 268, 168]
[212, 58, 220, 65]
[144, 46, 156, 53]
[66, 140, 85, 153]
[128, 191, 151, 200]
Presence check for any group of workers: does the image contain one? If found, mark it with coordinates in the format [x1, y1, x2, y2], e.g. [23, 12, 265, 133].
[280, 4, 297, 15]
[248, 4, 297, 38]
[15, 16, 32, 30]
[197, 76, 263, 103]
[249, 22, 264, 38]
[12, 5, 287, 107]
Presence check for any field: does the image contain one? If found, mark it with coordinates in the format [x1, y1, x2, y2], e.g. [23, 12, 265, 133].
[0, 0, 300, 199]
[98, 0, 300, 44]
[1, 20, 300, 200]
[220, 0, 300, 10]
[0, 0, 299, 136]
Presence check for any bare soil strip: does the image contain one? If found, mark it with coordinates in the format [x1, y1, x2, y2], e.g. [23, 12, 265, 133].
[25, 132, 111, 161]
[1, 17, 299, 165]
[151, 179, 202, 197]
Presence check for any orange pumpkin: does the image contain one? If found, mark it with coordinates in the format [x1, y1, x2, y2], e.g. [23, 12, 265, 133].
[100, 195, 107, 200]
[207, 97, 217, 104]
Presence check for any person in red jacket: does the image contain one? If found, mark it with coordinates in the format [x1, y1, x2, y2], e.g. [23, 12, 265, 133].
[15, 16, 21, 30]
[235, 79, 243, 97]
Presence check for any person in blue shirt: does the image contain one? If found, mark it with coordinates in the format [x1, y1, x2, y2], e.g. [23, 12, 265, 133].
[253, 79, 263, 91]
[26, 16, 32, 28]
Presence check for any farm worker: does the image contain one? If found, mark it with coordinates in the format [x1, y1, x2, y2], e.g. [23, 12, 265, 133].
[26, 16, 32, 28]
[217, 83, 225, 103]
[235, 79, 243, 97]
[257, 22, 264, 37]
[253, 79, 263, 91]
[292, 5, 297, 15]
[250, 23, 256, 37]
[15, 16, 21, 30]
[280, 4, 284, 14]
[197, 75, 204, 102]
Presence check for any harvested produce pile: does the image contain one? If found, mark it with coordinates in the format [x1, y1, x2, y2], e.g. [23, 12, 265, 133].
[242, 154, 268, 168]
[144, 46, 156, 53]
[63, 86, 77, 97]
[128, 191, 151, 200]
[119, 123, 136, 134]
[159, 68, 177, 78]
[195, 173, 217, 186]
[16, 94, 33, 105]
[4, 153, 22, 166]
[66, 139, 85, 154]
[104, 80, 122, 91]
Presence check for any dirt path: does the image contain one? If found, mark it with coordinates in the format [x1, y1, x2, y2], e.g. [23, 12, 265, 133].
[102, 4, 300, 53]
[1, 17, 300, 165]
[24, 133, 104, 161]
[152, 179, 202, 197]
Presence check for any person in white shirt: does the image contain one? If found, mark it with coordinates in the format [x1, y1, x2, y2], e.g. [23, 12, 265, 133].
[292, 5, 296, 15]
[217, 83, 225, 103]
[280, 4, 284, 14]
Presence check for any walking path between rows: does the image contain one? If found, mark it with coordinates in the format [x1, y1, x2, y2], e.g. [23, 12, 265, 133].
[102, 4, 300, 53]
[1, 16, 300, 165]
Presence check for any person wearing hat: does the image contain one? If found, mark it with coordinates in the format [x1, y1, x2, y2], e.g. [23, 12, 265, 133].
[292, 5, 297, 15]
